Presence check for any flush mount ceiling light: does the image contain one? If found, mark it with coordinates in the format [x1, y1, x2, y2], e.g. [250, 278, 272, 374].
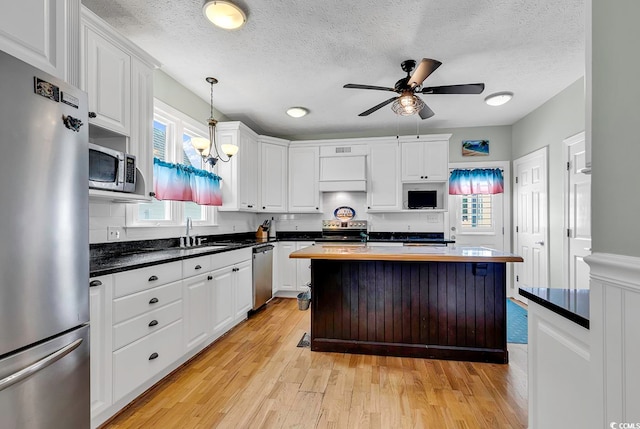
[202, 0, 247, 30]
[484, 91, 513, 106]
[192, 77, 239, 166]
[286, 107, 309, 118]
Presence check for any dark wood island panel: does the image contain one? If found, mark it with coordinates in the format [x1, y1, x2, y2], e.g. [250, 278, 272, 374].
[310, 259, 508, 363]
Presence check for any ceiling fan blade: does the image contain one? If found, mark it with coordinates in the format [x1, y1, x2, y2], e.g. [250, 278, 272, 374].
[418, 102, 435, 120]
[344, 84, 396, 92]
[358, 97, 398, 116]
[407, 58, 442, 88]
[421, 83, 485, 95]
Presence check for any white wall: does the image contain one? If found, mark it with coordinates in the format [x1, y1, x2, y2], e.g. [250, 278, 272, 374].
[511, 77, 586, 288]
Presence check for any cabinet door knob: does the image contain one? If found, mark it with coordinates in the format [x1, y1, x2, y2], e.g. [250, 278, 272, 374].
[89, 280, 102, 287]
[315, 207, 319, 210]
[149, 191, 156, 197]
[149, 297, 159, 304]
[148, 275, 158, 282]
[148, 320, 158, 327]
[195, 265, 202, 270]
[263, 206, 266, 209]
[207, 275, 213, 280]
[148, 352, 159, 360]
[88, 112, 97, 118]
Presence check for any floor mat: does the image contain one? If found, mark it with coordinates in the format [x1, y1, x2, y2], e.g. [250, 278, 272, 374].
[296, 332, 310, 348]
[507, 299, 528, 344]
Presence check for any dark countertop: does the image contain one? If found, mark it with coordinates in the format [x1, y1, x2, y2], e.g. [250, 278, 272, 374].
[519, 287, 590, 329]
[90, 234, 275, 277]
[90, 231, 453, 278]
[276, 231, 453, 244]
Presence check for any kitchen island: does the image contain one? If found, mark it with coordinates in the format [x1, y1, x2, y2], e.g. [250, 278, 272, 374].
[290, 244, 523, 363]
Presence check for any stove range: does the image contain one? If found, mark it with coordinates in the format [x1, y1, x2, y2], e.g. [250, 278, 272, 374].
[316, 220, 368, 242]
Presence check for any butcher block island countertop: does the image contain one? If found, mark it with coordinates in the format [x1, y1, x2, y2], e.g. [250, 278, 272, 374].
[291, 244, 523, 364]
[290, 244, 524, 263]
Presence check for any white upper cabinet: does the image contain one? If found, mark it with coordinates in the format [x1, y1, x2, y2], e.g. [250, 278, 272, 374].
[217, 121, 259, 211]
[0, 0, 80, 85]
[288, 145, 321, 213]
[81, 6, 160, 203]
[82, 24, 130, 135]
[258, 136, 288, 212]
[367, 142, 401, 211]
[400, 138, 450, 182]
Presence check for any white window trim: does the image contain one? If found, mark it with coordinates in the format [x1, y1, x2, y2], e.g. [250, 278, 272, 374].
[125, 99, 218, 229]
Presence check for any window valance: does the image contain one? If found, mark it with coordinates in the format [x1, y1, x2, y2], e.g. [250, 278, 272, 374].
[153, 157, 222, 206]
[449, 168, 504, 195]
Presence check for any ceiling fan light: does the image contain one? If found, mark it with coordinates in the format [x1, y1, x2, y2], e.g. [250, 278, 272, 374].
[484, 91, 513, 106]
[286, 107, 309, 118]
[392, 94, 425, 116]
[203, 1, 246, 30]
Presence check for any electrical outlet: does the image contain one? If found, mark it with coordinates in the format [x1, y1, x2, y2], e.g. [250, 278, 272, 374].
[107, 226, 123, 241]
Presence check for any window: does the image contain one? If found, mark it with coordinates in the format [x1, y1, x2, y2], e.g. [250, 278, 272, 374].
[131, 99, 216, 227]
[460, 194, 493, 230]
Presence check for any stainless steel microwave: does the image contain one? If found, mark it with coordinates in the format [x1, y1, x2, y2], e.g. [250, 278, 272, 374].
[88, 143, 136, 193]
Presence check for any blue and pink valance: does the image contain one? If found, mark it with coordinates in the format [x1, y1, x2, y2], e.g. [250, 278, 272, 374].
[449, 168, 504, 195]
[153, 158, 222, 206]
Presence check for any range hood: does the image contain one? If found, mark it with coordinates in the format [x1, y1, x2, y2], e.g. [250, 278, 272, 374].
[318, 155, 367, 192]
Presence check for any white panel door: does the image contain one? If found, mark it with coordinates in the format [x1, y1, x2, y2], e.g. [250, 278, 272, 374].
[288, 146, 320, 212]
[565, 133, 591, 290]
[277, 242, 296, 291]
[260, 142, 287, 212]
[514, 147, 549, 299]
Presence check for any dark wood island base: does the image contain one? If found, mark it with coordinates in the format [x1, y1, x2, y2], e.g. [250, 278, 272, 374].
[310, 259, 509, 364]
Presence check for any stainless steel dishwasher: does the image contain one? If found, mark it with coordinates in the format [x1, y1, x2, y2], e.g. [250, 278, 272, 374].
[252, 243, 274, 310]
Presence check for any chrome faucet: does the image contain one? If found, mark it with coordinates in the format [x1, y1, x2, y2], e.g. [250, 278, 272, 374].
[186, 217, 193, 246]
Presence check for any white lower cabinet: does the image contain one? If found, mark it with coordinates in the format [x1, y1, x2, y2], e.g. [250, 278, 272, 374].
[112, 319, 183, 401]
[91, 247, 254, 428]
[211, 255, 252, 338]
[234, 260, 253, 320]
[211, 266, 234, 337]
[89, 275, 113, 418]
[183, 273, 211, 352]
[276, 241, 314, 294]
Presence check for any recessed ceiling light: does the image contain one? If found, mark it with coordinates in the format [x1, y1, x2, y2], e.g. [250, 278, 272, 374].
[286, 107, 309, 118]
[202, 1, 247, 30]
[484, 92, 513, 106]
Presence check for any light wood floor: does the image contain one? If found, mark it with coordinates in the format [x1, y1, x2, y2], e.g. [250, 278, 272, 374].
[103, 298, 528, 428]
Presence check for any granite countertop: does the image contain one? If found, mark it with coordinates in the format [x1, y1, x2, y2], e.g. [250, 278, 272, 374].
[276, 231, 453, 244]
[90, 237, 275, 277]
[519, 287, 590, 329]
[289, 244, 523, 263]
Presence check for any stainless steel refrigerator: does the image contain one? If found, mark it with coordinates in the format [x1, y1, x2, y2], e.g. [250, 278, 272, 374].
[0, 50, 90, 428]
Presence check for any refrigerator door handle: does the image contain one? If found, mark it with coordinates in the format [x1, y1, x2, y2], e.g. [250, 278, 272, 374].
[0, 338, 83, 392]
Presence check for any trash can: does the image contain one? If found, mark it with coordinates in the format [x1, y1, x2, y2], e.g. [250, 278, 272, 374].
[297, 286, 311, 311]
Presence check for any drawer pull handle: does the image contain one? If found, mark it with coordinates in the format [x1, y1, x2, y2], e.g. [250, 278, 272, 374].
[148, 352, 159, 360]
[195, 265, 202, 270]
[148, 320, 159, 327]
[148, 275, 158, 282]
[207, 275, 213, 280]
[89, 280, 102, 287]
[149, 297, 159, 304]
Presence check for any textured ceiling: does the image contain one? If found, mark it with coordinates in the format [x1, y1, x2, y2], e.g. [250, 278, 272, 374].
[81, 0, 585, 140]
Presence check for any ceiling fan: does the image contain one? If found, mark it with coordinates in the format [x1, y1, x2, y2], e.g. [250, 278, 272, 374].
[343, 58, 485, 119]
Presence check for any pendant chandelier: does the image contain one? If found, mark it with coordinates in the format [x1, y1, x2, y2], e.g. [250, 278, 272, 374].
[191, 77, 239, 166]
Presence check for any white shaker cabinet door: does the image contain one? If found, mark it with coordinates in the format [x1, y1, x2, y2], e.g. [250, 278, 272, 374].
[183, 273, 210, 352]
[82, 24, 130, 135]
